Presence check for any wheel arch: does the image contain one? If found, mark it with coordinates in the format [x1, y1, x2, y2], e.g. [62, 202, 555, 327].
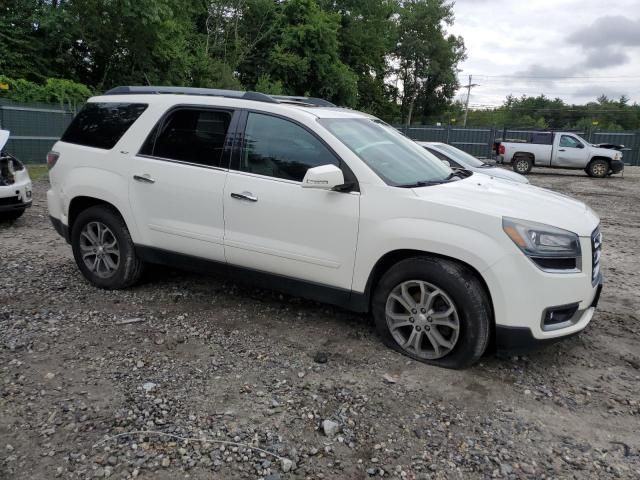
[68, 196, 123, 233]
[512, 152, 535, 163]
[589, 156, 612, 165]
[361, 249, 495, 328]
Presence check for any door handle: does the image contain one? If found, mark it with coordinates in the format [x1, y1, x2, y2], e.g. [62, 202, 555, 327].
[133, 174, 155, 184]
[558, 149, 566, 152]
[230, 191, 258, 202]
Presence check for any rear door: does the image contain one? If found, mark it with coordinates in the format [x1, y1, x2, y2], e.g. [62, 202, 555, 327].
[128, 106, 239, 261]
[553, 134, 588, 168]
[222, 111, 360, 290]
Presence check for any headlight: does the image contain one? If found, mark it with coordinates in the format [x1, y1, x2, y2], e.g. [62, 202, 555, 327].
[502, 217, 581, 272]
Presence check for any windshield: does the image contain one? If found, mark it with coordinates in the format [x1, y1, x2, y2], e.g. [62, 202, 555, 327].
[318, 118, 452, 186]
[433, 144, 487, 168]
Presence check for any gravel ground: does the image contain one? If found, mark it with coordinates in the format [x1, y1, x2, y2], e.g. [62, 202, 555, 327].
[1, 167, 639, 480]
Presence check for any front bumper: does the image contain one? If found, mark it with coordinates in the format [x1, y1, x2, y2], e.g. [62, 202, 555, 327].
[484, 233, 602, 352]
[496, 281, 602, 352]
[610, 159, 624, 174]
[0, 183, 32, 212]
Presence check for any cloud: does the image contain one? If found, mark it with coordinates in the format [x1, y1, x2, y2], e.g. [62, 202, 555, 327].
[567, 16, 640, 48]
[582, 49, 630, 69]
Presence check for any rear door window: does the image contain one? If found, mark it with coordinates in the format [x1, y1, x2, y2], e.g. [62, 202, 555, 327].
[61, 103, 148, 149]
[142, 108, 232, 168]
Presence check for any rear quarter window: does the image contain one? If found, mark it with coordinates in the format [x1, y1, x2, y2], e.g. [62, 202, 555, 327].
[61, 103, 148, 149]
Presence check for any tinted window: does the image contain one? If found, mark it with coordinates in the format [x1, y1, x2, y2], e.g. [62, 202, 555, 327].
[530, 133, 553, 145]
[62, 103, 147, 149]
[559, 135, 582, 148]
[150, 109, 231, 167]
[239, 113, 338, 181]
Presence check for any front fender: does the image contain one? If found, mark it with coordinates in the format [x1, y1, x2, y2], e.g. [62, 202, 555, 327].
[352, 217, 507, 293]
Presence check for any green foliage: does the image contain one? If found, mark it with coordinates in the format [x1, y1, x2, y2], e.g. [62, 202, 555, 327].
[0, 75, 92, 110]
[2, 0, 465, 118]
[443, 94, 640, 131]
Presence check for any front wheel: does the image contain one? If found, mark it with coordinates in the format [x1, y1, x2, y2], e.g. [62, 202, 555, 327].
[586, 159, 609, 178]
[372, 257, 491, 369]
[71, 205, 144, 289]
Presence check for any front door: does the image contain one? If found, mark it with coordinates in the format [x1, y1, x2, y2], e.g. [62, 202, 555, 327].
[223, 111, 360, 290]
[554, 135, 587, 168]
[128, 107, 237, 261]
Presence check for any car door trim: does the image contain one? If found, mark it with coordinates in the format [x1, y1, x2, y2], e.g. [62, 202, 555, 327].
[224, 238, 341, 268]
[148, 223, 224, 245]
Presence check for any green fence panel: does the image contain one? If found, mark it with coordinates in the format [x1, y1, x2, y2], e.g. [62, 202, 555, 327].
[0, 100, 74, 164]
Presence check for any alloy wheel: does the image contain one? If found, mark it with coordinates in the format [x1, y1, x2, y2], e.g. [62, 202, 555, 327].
[385, 280, 460, 360]
[79, 221, 120, 278]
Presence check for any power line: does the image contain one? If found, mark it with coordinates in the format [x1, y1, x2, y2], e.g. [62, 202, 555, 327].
[460, 73, 640, 80]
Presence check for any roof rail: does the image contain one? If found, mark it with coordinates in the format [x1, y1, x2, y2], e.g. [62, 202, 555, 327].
[104, 86, 278, 104]
[271, 95, 336, 107]
[103, 86, 336, 107]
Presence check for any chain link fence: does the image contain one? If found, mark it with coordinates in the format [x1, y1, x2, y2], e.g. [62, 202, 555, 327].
[1, 99, 638, 166]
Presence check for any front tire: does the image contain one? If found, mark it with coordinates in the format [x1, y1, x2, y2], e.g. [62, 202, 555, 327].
[586, 159, 609, 178]
[71, 205, 144, 289]
[372, 257, 491, 369]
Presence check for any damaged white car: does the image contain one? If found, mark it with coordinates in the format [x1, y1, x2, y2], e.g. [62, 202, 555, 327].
[0, 130, 32, 220]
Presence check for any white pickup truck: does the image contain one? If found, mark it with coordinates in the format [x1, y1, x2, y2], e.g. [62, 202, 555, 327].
[494, 132, 624, 178]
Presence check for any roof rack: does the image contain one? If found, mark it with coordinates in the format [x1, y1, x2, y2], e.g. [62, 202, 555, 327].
[104, 86, 335, 107]
[271, 95, 336, 107]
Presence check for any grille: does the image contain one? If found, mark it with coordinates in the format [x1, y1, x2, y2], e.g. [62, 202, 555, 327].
[0, 196, 20, 206]
[591, 225, 602, 284]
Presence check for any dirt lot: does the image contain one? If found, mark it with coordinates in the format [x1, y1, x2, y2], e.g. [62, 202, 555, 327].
[1, 168, 639, 480]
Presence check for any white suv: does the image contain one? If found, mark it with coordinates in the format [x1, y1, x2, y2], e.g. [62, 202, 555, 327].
[47, 86, 603, 369]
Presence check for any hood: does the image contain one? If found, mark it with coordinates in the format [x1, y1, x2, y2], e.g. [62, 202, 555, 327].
[0, 130, 9, 152]
[412, 174, 599, 237]
[473, 166, 529, 184]
[591, 145, 622, 159]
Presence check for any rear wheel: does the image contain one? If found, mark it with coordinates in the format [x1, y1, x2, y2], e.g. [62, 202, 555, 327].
[71, 205, 144, 289]
[372, 257, 491, 369]
[0, 209, 25, 221]
[512, 156, 533, 174]
[586, 159, 609, 178]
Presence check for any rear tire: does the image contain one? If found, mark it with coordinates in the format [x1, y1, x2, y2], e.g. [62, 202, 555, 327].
[512, 156, 533, 174]
[0, 209, 25, 221]
[71, 205, 144, 289]
[372, 256, 491, 369]
[586, 159, 609, 178]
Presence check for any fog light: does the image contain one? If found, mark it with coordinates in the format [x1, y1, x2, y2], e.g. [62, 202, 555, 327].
[542, 303, 579, 330]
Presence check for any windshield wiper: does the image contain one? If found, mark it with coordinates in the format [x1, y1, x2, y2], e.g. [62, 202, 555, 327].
[396, 179, 445, 188]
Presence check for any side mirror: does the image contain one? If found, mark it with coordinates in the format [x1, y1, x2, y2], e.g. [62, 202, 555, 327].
[441, 159, 451, 167]
[577, 143, 584, 149]
[301, 164, 345, 190]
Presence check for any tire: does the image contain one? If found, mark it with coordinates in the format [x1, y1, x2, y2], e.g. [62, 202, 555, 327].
[512, 156, 533, 174]
[372, 256, 491, 369]
[0, 209, 25, 221]
[71, 205, 144, 289]
[586, 159, 609, 178]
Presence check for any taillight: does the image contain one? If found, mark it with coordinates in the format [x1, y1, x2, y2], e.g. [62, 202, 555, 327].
[46, 151, 60, 170]
[499, 145, 505, 155]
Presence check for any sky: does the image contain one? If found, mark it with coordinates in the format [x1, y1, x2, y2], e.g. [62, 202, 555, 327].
[448, 0, 640, 108]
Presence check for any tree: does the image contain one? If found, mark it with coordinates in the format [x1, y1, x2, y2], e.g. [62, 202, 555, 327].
[394, 0, 465, 125]
[267, 0, 358, 105]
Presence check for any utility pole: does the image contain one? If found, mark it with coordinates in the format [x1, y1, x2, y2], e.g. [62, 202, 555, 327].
[462, 75, 479, 127]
